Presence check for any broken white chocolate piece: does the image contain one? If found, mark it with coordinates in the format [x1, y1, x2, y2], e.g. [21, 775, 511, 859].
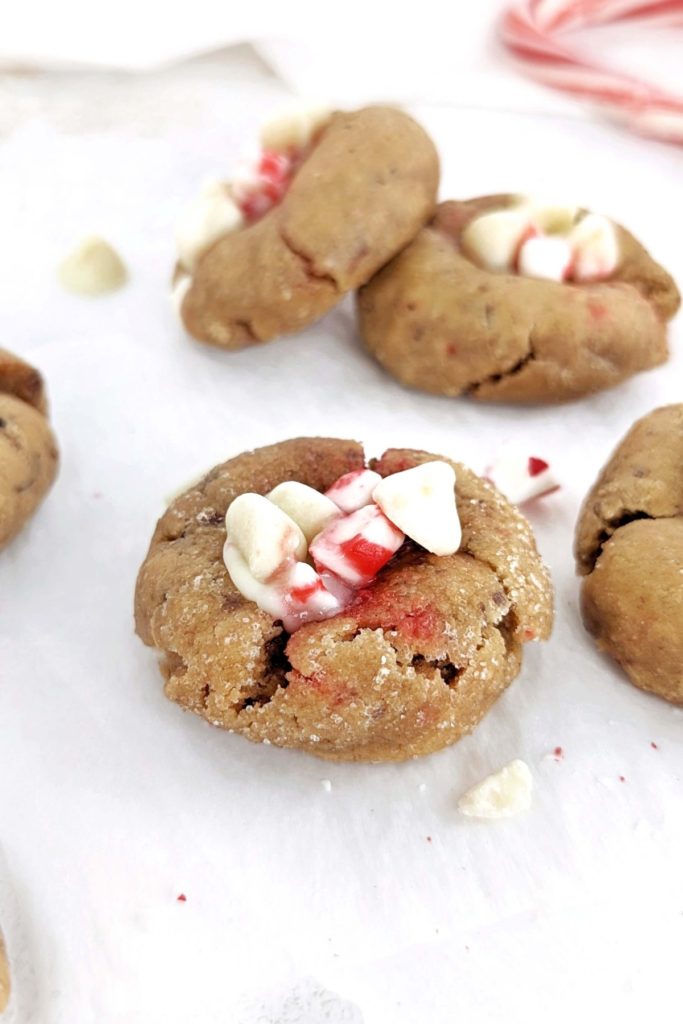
[310, 504, 404, 587]
[259, 101, 333, 153]
[485, 455, 559, 505]
[461, 207, 531, 271]
[458, 759, 533, 819]
[226, 493, 306, 581]
[569, 213, 619, 281]
[325, 468, 382, 513]
[58, 235, 127, 296]
[267, 481, 340, 543]
[175, 180, 244, 273]
[0, 932, 9, 1014]
[517, 234, 573, 282]
[372, 461, 461, 556]
[223, 544, 342, 631]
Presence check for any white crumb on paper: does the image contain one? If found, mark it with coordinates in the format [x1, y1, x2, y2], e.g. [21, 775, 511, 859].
[458, 759, 533, 819]
[321, 779, 332, 793]
[238, 978, 364, 1024]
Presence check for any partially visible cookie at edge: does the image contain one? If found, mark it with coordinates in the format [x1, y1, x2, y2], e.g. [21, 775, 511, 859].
[0, 349, 59, 551]
[575, 405, 683, 704]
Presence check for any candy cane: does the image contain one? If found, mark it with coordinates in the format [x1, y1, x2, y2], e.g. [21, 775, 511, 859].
[500, 1, 683, 143]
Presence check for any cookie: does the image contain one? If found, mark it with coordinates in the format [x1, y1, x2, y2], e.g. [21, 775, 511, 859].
[0, 349, 58, 551]
[575, 405, 683, 704]
[135, 438, 553, 762]
[358, 195, 680, 404]
[174, 106, 439, 350]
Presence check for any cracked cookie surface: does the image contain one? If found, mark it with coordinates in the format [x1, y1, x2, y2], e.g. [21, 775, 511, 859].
[575, 405, 683, 704]
[0, 349, 59, 551]
[135, 438, 553, 762]
[177, 107, 439, 350]
[357, 196, 680, 404]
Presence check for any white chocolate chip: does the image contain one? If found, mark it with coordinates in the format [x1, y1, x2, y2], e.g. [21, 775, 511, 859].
[461, 207, 531, 271]
[517, 234, 573, 281]
[226, 493, 306, 582]
[529, 201, 579, 235]
[223, 543, 287, 619]
[569, 213, 619, 281]
[486, 454, 559, 505]
[171, 273, 192, 320]
[175, 179, 244, 273]
[325, 469, 382, 513]
[260, 101, 333, 153]
[267, 481, 340, 543]
[58, 235, 127, 295]
[372, 461, 461, 556]
[458, 760, 533, 819]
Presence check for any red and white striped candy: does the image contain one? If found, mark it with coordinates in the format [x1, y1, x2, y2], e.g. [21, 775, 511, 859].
[310, 504, 404, 587]
[232, 150, 293, 224]
[501, 1, 683, 144]
[486, 455, 560, 504]
[325, 469, 383, 513]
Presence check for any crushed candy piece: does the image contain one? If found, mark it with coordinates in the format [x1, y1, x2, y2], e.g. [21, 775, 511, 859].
[226, 493, 306, 581]
[325, 468, 382, 513]
[267, 481, 340, 543]
[58, 235, 127, 296]
[462, 198, 619, 283]
[517, 234, 573, 282]
[569, 213, 619, 282]
[458, 759, 533, 819]
[310, 504, 404, 586]
[372, 461, 461, 555]
[485, 454, 559, 505]
[176, 893, 187, 903]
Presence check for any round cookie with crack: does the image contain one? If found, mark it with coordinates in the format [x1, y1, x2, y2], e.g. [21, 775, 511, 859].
[575, 405, 683, 705]
[357, 195, 680, 404]
[135, 438, 553, 762]
[0, 349, 59, 551]
[174, 107, 439, 349]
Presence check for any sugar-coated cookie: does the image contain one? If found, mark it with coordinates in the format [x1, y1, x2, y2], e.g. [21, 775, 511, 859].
[135, 438, 553, 762]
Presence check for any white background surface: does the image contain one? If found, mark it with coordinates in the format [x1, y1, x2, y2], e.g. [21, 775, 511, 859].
[1, 16, 683, 1024]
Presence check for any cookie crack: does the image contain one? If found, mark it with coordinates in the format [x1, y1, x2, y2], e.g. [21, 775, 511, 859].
[279, 228, 340, 291]
[467, 343, 536, 395]
[587, 508, 655, 571]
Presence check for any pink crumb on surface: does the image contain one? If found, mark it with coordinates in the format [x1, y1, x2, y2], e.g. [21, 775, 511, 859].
[176, 893, 187, 902]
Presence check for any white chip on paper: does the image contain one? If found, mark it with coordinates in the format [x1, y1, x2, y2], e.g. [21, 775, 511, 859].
[457, 759, 533, 819]
[58, 235, 127, 295]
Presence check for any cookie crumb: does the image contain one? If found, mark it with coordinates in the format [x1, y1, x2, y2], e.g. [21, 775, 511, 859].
[458, 759, 533, 819]
[553, 745, 564, 760]
[619, 775, 626, 783]
[176, 893, 187, 902]
[426, 835, 432, 843]
[58, 235, 127, 296]
[0, 933, 10, 1013]
[650, 741, 659, 750]
[418, 782, 427, 793]
[321, 779, 332, 792]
